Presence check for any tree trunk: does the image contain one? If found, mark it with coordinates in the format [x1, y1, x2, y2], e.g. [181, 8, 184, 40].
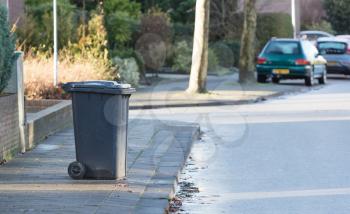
[187, 0, 210, 94]
[239, 0, 257, 84]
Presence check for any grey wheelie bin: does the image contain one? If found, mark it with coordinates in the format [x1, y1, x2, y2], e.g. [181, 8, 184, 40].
[62, 81, 135, 180]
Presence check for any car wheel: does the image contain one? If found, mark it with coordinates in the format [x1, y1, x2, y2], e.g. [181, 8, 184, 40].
[305, 70, 315, 87]
[319, 70, 327, 85]
[257, 74, 267, 83]
[272, 77, 280, 84]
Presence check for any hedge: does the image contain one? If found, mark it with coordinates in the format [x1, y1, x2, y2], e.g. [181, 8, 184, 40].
[209, 12, 293, 56]
[256, 13, 293, 50]
[0, 5, 15, 93]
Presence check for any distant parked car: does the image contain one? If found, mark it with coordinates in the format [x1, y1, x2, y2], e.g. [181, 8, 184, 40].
[336, 35, 350, 41]
[317, 37, 350, 76]
[256, 38, 327, 86]
[299, 31, 334, 45]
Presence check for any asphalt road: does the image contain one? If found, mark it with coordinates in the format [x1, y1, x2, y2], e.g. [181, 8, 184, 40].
[130, 77, 350, 214]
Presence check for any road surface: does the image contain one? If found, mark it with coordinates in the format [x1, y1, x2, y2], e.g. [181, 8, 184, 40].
[130, 77, 350, 213]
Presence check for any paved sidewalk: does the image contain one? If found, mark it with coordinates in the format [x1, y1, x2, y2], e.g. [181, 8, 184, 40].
[0, 119, 199, 214]
[130, 73, 315, 109]
[0, 73, 316, 213]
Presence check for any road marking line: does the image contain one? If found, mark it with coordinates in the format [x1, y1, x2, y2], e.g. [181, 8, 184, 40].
[221, 188, 350, 201]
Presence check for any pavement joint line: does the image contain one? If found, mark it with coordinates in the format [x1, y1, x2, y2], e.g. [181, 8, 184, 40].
[219, 187, 350, 201]
[127, 129, 162, 171]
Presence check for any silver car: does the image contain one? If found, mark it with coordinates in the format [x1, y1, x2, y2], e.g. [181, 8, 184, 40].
[299, 31, 334, 45]
[299, 30, 334, 39]
[317, 37, 350, 76]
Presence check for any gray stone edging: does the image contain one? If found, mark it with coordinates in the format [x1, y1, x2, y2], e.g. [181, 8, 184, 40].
[26, 100, 72, 150]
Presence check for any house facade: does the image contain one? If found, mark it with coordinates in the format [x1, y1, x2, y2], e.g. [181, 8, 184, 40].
[0, 0, 24, 27]
[238, 0, 301, 34]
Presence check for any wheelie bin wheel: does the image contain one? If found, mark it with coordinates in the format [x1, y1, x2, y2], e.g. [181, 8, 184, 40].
[68, 161, 86, 179]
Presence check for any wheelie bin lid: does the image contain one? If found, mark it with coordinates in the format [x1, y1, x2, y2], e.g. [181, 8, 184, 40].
[62, 81, 136, 95]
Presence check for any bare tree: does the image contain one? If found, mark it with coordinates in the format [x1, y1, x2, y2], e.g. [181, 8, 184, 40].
[210, 0, 238, 40]
[239, 0, 257, 84]
[187, 0, 210, 94]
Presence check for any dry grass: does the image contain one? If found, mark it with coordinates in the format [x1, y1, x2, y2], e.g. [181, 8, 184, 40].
[24, 57, 110, 100]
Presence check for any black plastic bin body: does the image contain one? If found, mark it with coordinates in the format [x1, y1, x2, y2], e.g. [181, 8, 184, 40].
[63, 81, 135, 180]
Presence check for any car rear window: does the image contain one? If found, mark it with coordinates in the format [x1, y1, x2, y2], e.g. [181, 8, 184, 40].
[318, 42, 347, 54]
[301, 34, 327, 41]
[264, 41, 301, 55]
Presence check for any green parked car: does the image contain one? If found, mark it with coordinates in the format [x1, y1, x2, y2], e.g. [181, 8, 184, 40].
[256, 38, 328, 86]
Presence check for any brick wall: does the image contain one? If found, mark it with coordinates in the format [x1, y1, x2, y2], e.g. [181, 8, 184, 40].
[0, 94, 19, 162]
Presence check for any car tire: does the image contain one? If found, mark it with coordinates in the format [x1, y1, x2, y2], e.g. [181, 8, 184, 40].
[305, 70, 315, 87]
[257, 74, 267, 83]
[272, 77, 280, 84]
[319, 71, 327, 85]
[305, 76, 314, 87]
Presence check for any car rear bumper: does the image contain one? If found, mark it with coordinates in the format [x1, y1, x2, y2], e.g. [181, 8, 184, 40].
[327, 64, 350, 75]
[256, 65, 312, 78]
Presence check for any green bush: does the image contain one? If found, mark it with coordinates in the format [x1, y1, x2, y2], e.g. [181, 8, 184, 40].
[208, 48, 219, 72]
[173, 23, 194, 41]
[104, 12, 137, 49]
[211, 42, 235, 68]
[141, 0, 195, 24]
[19, 0, 76, 52]
[256, 13, 293, 50]
[62, 12, 115, 80]
[216, 13, 292, 55]
[222, 40, 241, 67]
[112, 57, 140, 87]
[323, 0, 350, 34]
[172, 40, 219, 73]
[109, 48, 146, 82]
[103, 0, 141, 49]
[0, 5, 15, 93]
[172, 40, 192, 72]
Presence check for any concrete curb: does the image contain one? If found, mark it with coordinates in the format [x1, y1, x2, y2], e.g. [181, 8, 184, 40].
[130, 124, 200, 214]
[164, 125, 200, 213]
[129, 86, 318, 110]
[167, 126, 200, 212]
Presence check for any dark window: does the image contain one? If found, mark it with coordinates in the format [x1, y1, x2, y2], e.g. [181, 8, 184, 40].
[265, 41, 301, 55]
[318, 42, 347, 55]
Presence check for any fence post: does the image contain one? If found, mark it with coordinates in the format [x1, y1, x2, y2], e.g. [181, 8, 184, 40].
[16, 51, 26, 153]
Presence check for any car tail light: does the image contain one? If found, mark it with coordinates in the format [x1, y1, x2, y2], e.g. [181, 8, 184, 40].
[295, 59, 310, 65]
[257, 57, 267, 64]
[347, 48, 350, 54]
